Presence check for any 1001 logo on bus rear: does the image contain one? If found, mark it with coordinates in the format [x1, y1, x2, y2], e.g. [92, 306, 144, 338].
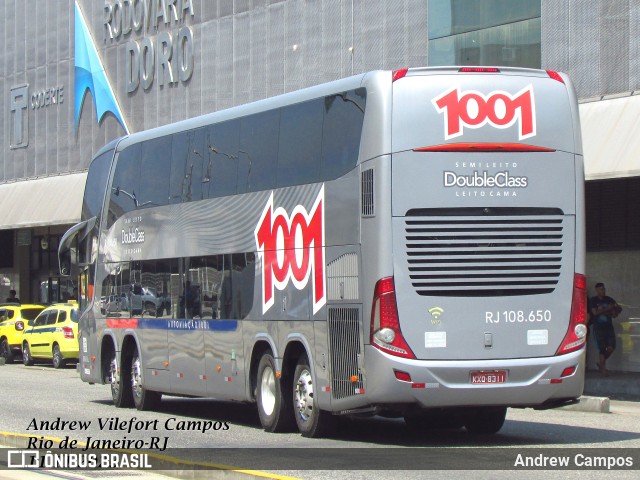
[432, 85, 536, 140]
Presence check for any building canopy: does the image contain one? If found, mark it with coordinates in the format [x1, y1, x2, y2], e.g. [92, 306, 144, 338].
[580, 94, 640, 180]
[0, 172, 87, 230]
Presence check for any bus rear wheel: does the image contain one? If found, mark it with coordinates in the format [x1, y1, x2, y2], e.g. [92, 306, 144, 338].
[110, 352, 133, 408]
[463, 407, 507, 434]
[131, 350, 161, 410]
[256, 353, 294, 432]
[293, 355, 333, 438]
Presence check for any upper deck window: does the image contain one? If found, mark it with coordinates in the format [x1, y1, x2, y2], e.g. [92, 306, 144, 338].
[105, 88, 366, 226]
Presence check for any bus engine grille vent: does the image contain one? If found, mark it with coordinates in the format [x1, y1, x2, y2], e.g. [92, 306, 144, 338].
[361, 168, 374, 216]
[328, 307, 363, 400]
[405, 208, 564, 297]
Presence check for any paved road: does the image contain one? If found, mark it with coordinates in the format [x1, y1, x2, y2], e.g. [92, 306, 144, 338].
[1, 363, 639, 480]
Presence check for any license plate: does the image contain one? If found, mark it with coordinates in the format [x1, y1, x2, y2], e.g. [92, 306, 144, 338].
[470, 370, 507, 384]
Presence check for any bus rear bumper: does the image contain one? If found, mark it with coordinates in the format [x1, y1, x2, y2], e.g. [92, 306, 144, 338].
[362, 345, 585, 410]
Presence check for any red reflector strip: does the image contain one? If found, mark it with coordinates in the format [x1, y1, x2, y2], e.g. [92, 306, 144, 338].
[546, 70, 565, 83]
[392, 68, 408, 82]
[224, 376, 233, 382]
[106, 318, 139, 329]
[411, 383, 426, 389]
[459, 67, 500, 73]
[414, 143, 555, 153]
[354, 388, 365, 394]
[394, 370, 412, 382]
[550, 378, 563, 384]
[321, 386, 331, 392]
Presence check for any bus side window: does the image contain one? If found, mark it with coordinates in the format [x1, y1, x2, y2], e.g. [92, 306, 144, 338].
[170, 132, 189, 204]
[238, 110, 279, 194]
[138, 136, 172, 208]
[206, 120, 240, 198]
[322, 88, 366, 180]
[108, 144, 141, 228]
[186, 128, 206, 201]
[277, 99, 323, 187]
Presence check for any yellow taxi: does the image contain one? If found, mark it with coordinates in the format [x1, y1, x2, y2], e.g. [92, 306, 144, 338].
[0, 304, 45, 363]
[22, 302, 79, 368]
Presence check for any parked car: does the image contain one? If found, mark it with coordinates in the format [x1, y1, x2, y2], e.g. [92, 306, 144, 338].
[128, 286, 171, 317]
[0, 304, 45, 363]
[100, 295, 129, 316]
[22, 302, 79, 368]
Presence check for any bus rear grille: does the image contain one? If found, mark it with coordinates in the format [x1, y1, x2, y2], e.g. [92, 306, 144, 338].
[405, 208, 564, 297]
[328, 307, 363, 400]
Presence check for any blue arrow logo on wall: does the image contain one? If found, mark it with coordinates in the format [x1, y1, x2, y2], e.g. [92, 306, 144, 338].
[74, 1, 129, 134]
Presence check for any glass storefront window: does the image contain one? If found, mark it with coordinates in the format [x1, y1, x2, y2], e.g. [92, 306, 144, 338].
[428, 0, 541, 69]
[429, 18, 541, 68]
[429, 0, 541, 39]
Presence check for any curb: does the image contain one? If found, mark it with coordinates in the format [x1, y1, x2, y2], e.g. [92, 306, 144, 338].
[559, 395, 610, 413]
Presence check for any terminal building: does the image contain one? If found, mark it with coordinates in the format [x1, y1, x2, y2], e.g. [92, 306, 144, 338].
[1, 0, 638, 372]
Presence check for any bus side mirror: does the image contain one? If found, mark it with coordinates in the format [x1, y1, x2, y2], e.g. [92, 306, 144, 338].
[59, 247, 77, 277]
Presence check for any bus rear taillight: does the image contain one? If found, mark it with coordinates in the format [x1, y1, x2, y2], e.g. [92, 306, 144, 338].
[370, 277, 415, 359]
[556, 273, 588, 355]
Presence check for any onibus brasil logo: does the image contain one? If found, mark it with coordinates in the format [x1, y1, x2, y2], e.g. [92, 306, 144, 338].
[254, 187, 326, 315]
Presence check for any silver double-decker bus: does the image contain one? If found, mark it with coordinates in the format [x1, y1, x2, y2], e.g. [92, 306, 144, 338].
[60, 67, 587, 437]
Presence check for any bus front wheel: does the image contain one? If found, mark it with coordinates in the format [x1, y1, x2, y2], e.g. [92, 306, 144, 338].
[256, 353, 294, 432]
[293, 355, 334, 438]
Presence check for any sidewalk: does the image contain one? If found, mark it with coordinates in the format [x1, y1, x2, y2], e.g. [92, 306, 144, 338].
[561, 368, 640, 414]
[583, 368, 640, 401]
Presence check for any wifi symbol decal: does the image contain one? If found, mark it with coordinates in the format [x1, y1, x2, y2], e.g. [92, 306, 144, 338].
[429, 307, 444, 320]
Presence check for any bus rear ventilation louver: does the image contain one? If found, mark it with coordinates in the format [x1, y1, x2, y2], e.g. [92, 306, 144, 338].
[404, 208, 564, 297]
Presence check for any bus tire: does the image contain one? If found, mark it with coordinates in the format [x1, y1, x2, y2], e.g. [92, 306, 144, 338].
[293, 355, 334, 438]
[463, 407, 507, 434]
[256, 353, 295, 432]
[131, 350, 161, 410]
[22, 342, 34, 366]
[110, 352, 133, 408]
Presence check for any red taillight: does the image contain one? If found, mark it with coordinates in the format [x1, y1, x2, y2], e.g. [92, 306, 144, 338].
[458, 67, 500, 73]
[413, 143, 555, 153]
[370, 277, 415, 359]
[556, 273, 588, 355]
[63, 326, 75, 339]
[546, 70, 565, 83]
[15, 321, 24, 331]
[392, 68, 408, 82]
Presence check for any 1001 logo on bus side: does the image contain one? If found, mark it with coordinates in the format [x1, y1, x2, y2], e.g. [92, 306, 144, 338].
[254, 187, 326, 315]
